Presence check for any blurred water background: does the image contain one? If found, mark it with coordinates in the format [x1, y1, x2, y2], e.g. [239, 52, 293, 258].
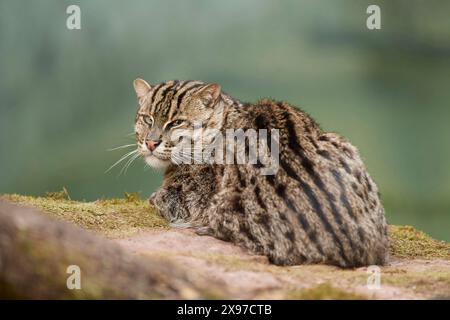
[1, 0, 449, 240]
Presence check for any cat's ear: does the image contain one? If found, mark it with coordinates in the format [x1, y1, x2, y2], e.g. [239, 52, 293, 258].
[193, 83, 221, 106]
[133, 78, 152, 99]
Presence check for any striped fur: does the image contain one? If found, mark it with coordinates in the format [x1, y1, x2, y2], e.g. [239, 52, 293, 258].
[134, 80, 389, 267]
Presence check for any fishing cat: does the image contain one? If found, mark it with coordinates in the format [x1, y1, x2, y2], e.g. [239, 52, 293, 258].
[132, 78, 389, 267]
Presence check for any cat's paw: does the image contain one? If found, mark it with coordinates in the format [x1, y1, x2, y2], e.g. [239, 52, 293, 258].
[149, 191, 158, 206]
[195, 226, 214, 236]
[170, 220, 192, 229]
[149, 190, 165, 212]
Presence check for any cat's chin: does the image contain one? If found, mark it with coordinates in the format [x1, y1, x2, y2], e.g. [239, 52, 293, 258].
[145, 155, 170, 169]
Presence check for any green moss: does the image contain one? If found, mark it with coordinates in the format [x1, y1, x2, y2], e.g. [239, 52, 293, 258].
[287, 283, 366, 300]
[2, 192, 168, 238]
[389, 225, 450, 260]
[123, 191, 141, 203]
[45, 187, 71, 200]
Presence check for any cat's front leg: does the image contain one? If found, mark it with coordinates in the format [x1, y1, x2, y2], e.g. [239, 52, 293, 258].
[149, 187, 190, 224]
[149, 189, 165, 213]
[195, 226, 214, 236]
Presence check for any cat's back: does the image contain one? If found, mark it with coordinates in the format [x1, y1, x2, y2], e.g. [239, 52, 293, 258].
[221, 99, 389, 267]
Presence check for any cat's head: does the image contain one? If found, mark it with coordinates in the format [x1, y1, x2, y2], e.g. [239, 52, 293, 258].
[133, 79, 225, 168]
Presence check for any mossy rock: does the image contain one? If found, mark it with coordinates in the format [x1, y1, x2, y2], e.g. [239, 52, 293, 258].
[0, 200, 224, 299]
[3, 192, 449, 260]
[2, 193, 168, 238]
[1, 192, 449, 299]
[389, 225, 449, 260]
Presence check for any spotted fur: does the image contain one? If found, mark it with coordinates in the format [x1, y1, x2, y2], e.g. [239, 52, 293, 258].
[133, 79, 389, 267]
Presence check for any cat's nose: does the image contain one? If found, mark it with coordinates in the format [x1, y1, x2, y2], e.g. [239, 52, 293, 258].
[145, 140, 161, 152]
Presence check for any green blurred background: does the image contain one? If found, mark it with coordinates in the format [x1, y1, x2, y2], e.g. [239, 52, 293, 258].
[1, 0, 449, 241]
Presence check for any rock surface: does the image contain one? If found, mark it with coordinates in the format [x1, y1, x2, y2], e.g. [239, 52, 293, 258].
[1, 193, 449, 299]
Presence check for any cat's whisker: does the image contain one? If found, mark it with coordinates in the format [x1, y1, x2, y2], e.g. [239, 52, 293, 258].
[170, 153, 182, 164]
[171, 153, 189, 165]
[120, 153, 138, 175]
[127, 153, 142, 173]
[176, 151, 194, 160]
[176, 149, 206, 163]
[120, 152, 141, 176]
[105, 149, 138, 173]
[107, 144, 136, 151]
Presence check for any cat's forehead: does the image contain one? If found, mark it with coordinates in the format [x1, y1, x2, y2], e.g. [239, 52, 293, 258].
[139, 80, 205, 118]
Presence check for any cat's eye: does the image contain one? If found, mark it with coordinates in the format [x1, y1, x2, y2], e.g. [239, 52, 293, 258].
[166, 119, 184, 130]
[142, 116, 153, 126]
